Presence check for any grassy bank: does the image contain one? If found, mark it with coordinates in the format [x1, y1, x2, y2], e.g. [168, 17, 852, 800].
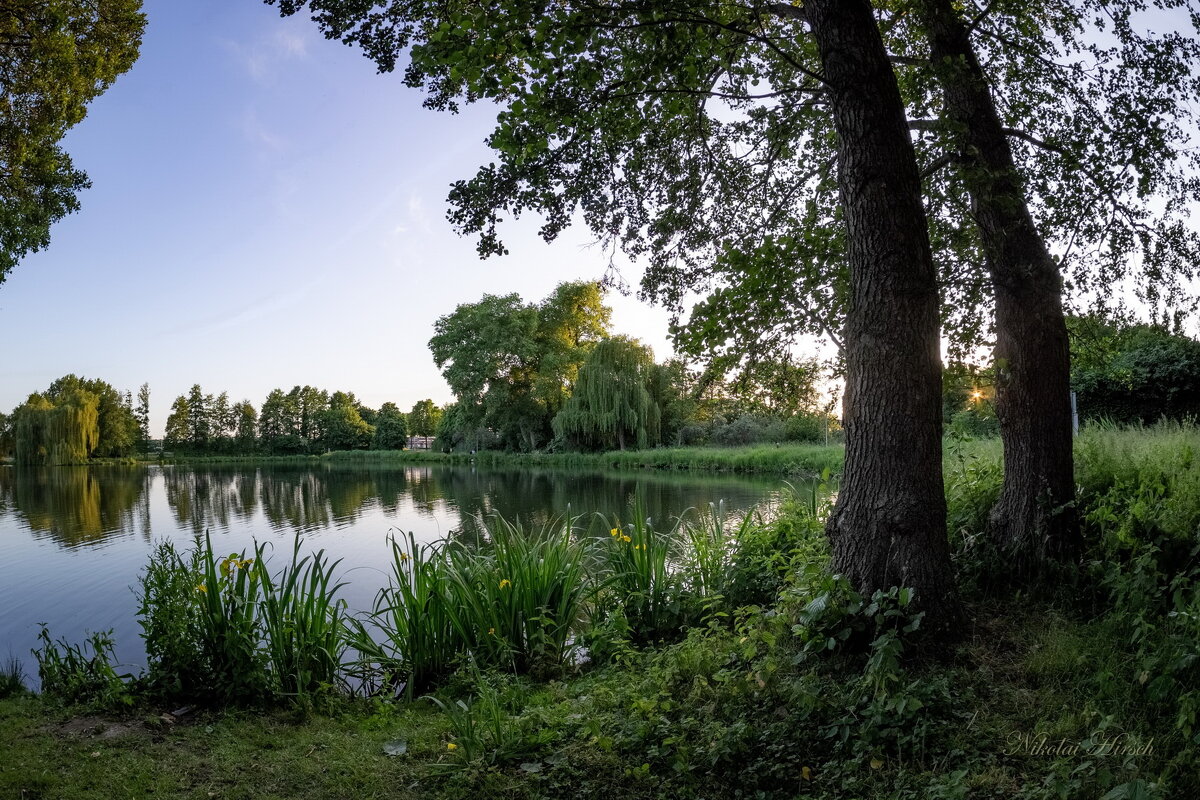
[6, 424, 1200, 798]
[151, 442, 847, 476]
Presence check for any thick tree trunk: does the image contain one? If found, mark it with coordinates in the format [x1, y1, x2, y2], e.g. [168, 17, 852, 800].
[920, 0, 1079, 566]
[806, 0, 961, 634]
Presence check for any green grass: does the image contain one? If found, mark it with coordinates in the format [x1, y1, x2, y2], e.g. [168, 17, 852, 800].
[150, 443, 848, 476]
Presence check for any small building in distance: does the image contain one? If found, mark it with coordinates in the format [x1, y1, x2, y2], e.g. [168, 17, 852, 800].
[407, 435, 435, 450]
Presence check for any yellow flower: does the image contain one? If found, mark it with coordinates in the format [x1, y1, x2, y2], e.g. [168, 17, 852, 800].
[447, 742, 458, 750]
[239, 559, 254, 569]
[487, 627, 496, 635]
[610, 528, 620, 537]
[195, 583, 208, 594]
[398, 552, 410, 562]
[621, 535, 632, 543]
[499, 578, 512, 589]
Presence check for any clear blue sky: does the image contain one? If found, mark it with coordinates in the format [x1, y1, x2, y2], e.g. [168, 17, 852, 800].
[0, 0, 675, 436]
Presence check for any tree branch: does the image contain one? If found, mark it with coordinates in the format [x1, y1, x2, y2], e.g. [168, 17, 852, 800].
[1003, 127, 1067, 156]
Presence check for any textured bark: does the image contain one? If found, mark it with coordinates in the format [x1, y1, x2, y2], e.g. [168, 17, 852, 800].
[807, 0, 961, 633]
[920, 0, 1079, 566]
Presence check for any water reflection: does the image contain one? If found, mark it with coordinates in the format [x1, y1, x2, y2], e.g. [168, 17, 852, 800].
[0, 463, 781, 551]
[0, 466, 151, 547]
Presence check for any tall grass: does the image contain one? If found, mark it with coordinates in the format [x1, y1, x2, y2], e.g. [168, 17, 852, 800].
[597, 502, 682, 640]
[139, 532, 349, 705]
[351, 532, 467, 697]
[0, 657, 25, 699]
[259, 540, 349, 698]
[33, 627, 130, 708]
[354, 519, 594, 696]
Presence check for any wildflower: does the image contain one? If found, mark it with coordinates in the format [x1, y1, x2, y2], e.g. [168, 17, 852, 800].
[398, 552, 410, 562]
[610, 528, 620, 537]
[447, 742, 458, 751]
[195, 583, 208, 594]
[487, 627, 495, 635]
[239, 558, 254, 569]
[621, 535, 632, 543]
[499, 578, 512, 589]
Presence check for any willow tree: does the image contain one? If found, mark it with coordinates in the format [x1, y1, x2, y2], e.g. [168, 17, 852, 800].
[13, 390, 99, 465]
[553, 337, 660, 452]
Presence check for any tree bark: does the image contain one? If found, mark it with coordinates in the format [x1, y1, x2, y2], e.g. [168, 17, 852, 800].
[806, 0, 961, 634]
[919, 0, 1079, 567]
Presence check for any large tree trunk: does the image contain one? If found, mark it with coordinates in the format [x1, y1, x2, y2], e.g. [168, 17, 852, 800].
[806, 0, 961, 634]
[919, 0, 1079, 567]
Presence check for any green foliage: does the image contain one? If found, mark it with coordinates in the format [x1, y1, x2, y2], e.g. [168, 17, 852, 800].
[371, 401, 409, 449]
[0, 0, 146, 282]
[0, 657, 26, 699]
[430, 281, 611, 452]
[553, 336, 661, 451]
[33, 626, 131, 709]
[407, 399, 441, 438]
[137, 539, 206, 699]
[259, 541, 349, 699]
[354, 520, 594, 695]
[1071, 317, 1200, 425]
[138, 533, 350, 706]
[595, 507, 682, 642]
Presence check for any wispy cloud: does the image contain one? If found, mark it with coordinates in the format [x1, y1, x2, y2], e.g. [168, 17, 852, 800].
[223, 27, 311, 85]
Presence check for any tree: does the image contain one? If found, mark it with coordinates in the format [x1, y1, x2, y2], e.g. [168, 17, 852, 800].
[429, 282, 611, 450]
[135, 383, 151, 447]
[233, 400, 257, 451]
[272, 0, 961, 626]
[372, 402, 409, 450]
[1070, 317, 1200, 425]
[0, 1, 145, 283]
[553, 337, 661, 451]
[164, 395, 190, 451]
[804, 0, 958, 630]
[408, 399, 441, 438]
[258, 389, 303, 454]
[322, 391, 373, 451]
[12, 389, 99, 465]
[905, 0, 1078, 565]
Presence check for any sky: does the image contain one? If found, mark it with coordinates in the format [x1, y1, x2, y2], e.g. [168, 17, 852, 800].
[0, 0, 677, 436]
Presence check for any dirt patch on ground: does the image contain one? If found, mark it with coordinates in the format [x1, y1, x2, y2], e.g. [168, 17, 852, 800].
[51, 716, 138, 739]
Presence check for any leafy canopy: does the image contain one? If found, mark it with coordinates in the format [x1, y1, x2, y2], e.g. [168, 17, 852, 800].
[1, 0, 145, 282]
[270, 0, 1200, 362]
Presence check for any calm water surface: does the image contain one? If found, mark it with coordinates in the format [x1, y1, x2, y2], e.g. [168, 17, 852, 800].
[0, 462, 783, 678]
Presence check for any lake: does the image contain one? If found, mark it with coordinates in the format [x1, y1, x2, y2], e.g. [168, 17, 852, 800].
[0, 462, 785, 680]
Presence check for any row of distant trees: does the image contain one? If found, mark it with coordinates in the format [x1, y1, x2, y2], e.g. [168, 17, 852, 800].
[162, 386, 442, 456]
[0, 376, 443, 464]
